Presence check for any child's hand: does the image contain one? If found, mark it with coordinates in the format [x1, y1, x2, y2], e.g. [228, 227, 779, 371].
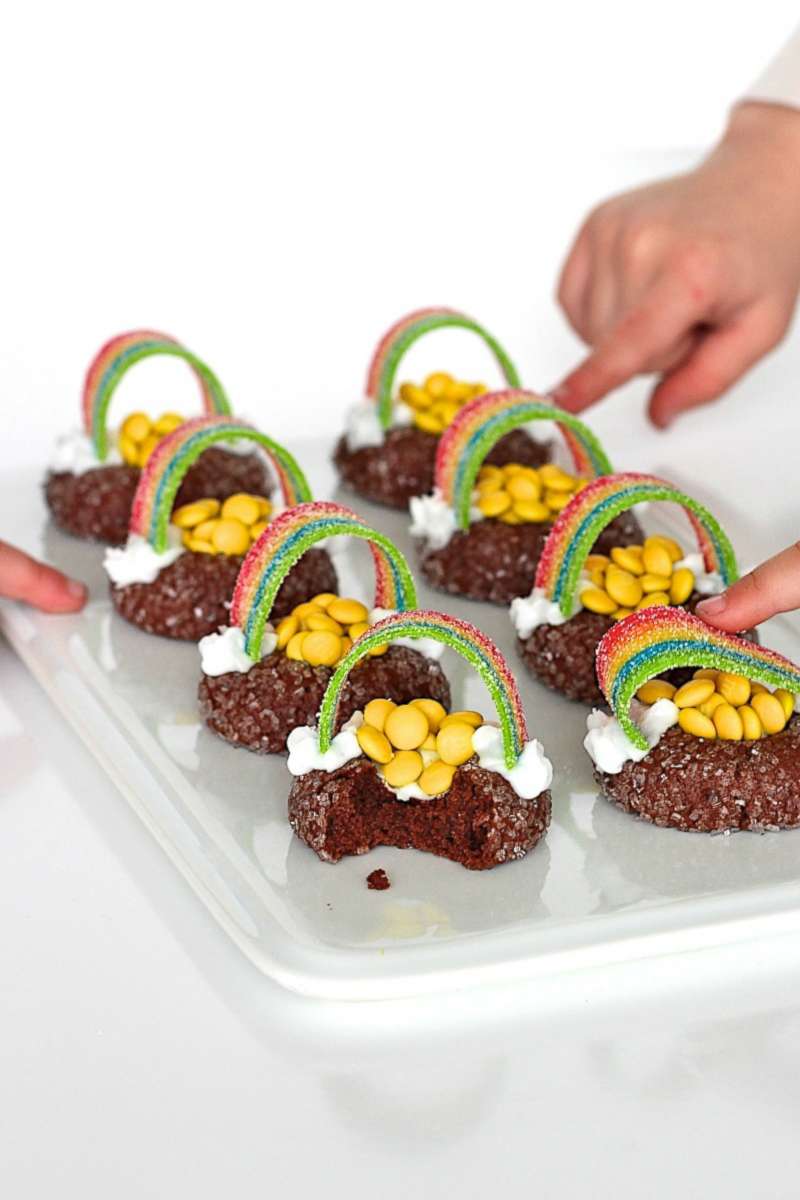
[553, 102, 800, 426]
[696, 543, 800, 633]
[0, 540, 87, 613]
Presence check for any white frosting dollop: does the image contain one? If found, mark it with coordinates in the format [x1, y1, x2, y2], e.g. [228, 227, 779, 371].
[510, 588, 569, 638]
[50, 428, 122, 475]
[471, 724, 553, 800]
[104, 528, 184, 586]
[198, 624, 277, 676]
[286, 712, 364, 775]
[369, 608, 446, 661]
[408, 490, 458, 550]
[584, 697, 679, 774]
[676, 552, 725, 596]
[344, 402, 385, 450]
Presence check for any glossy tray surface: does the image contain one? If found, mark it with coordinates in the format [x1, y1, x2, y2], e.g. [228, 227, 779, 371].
[5, 446, 800, 1000]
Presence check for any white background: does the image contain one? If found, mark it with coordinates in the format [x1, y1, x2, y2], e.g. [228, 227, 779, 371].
[4, 4, 800, 1197]
[1, 1, 797, 461]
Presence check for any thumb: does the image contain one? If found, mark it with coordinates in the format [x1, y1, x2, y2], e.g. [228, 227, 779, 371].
[695, 542, 800, 632]
[0, 541, 87, 613]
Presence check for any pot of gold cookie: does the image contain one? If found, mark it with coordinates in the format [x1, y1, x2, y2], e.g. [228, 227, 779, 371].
[197, 502, 450, 754]
[45, 330, 271, 545]
[587, 608, 800, 833]
[333, 307, 550, 510]
[410, 389, 639, 604]
[104, 415, 335, 640]
[511, 471, 758, 704]
[286, 610, 553, 869]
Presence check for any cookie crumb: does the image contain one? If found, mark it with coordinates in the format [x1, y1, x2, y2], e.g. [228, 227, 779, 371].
[367, 869, 390, 891]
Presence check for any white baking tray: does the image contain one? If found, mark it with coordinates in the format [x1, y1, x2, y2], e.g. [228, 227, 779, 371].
[5, 443, 800, 1001]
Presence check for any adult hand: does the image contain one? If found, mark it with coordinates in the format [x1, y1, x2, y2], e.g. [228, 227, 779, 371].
[696, 542, 800, 632]
[0, 540, 87, 613]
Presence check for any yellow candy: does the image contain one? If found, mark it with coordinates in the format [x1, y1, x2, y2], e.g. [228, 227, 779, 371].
[431, 399, 460, 427]
[410, 698, 447, 732]
[751, 692, 787, 735]
[399, 382, 432, 410]
[120, 411, 152, 443]
[478, 490, 511, 518]
[311, 593, 337, 609]
[221, 493, 261, 525]
[513, 500, 551, 522]
[186, 537, 215, 554]
[339, 636, 352, 657]
[382, 750, 424, 788]
[605, 566, 643, 609]
[327, 598, 369, 625]
[292, 601, 323, 621]
[498, 510, 523, 525]
[678, 708, 717, 739]
[255, 496, 272, 518]
[471, 383, 489, 398]
[739, 705, 763, 740]
[363, 698, 396, 732]
[750, 682, 769, 696]
[590, 566, 606, 587]
[181, 531, 194, 549]
[435, 721, 476, 766]
[642, 539, 673, 577]
[612, 607, 634, 621]
[153, 412, 184, 435]
[544, 490, 573, 512]
[440, 710, 482, 728]
[673, 678, 716, 708]
[414, 411, 443, 435]
[172, 499, 220, 528]
[305, 612, 344, 635]
[716, 672, 751, 707]
[506, 474, 541, 502]
[713, 703, 744, 741]
[669, 568, 695, 605]
[424, 372, 453, 398]
[285, 631, 308, 661]
[693, 669, 718, 681]
[367, 641, 389, 658]
[384, 705, 429, 751]
[640, 573, 671, 594]
[275, 615, 299, 649]
[775, 689, 795, 721]
[302, 630, 343, 668]
[586, 553, 610, 571]
[539, 464, 574, 492]
[502, 463, 525, 476]
[420, 732, 437, 751]
[193, 518, 220, 542]
[418, 761, 456, 797]
[636, 679, 677, 704]
[211, 518, 250, 556]
[637, 591, 670, 609]
[356, 724, 393, 764]
[250, 521, 269, 541]
[138, 434, 161, 465]
[118, 433, 139, 464]
[648, 534, 683, 562]
[581, 587, 617, 615]
[699, 693, 727, 718]
[478, 464, 503, 485]
[609, 547, 644, 575]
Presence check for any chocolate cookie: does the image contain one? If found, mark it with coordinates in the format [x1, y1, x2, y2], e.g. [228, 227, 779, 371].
[111, 545, 336, 641]
[288, 756, 551, 869]
[199, 644, 451, 754]
[45, 446, 272, 547]
[419, 510, 643, 606]
[334, 426, 551, 511]
[595, 715, 800, 833]
[520, 595, 758, 706]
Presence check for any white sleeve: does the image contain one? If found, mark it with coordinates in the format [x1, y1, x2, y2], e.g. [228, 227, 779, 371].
[745, 25, 800, 109]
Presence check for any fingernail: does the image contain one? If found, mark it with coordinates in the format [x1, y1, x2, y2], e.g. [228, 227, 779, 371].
[66, 579, 87, 599]
[695, 594, 727, 618]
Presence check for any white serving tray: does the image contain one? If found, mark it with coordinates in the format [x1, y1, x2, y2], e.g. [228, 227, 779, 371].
[5, 444, 800, 1001]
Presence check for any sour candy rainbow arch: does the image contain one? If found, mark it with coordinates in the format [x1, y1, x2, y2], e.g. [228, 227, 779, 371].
[130, 415, 311, 553]
[597, 607, 800, 751]
[535, 472, 739, 619]
[231, 502, 418, 660]
[317, 610, 528, 768]
[365, 307, 520, 430]
[82, 330, 231, 461]
[434, 390, 613, 528]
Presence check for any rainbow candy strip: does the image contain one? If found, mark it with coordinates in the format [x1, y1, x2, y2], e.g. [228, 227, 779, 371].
[535, 472, 739, 619]
[434, 390, 613, 528]
[317, 609, 528, 768]
[231, 501, 417, 660]
[365, 307, 520, 430]
[597, 607, 800, 751]
[130, 415, 311, 553]
[82, 330, 231, 461]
